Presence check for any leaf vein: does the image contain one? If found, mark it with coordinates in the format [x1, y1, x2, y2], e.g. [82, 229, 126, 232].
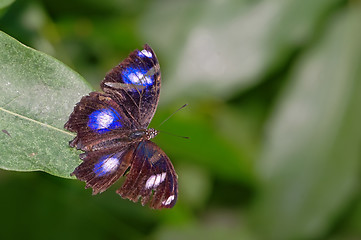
[0, 106, 74, 136]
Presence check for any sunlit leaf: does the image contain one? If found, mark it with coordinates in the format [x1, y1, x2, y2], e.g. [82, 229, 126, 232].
[0, 0, 14, 10]
[0, 31, 92, 178]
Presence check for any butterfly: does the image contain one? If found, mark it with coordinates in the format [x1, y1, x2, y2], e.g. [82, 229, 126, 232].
[64, 45, 178, 209]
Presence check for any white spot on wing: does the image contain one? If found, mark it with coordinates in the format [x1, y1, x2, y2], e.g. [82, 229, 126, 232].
[128, 72, 141, 84]
[144, 76, 152, 84]
[97, 111, 114, 128]
[94, 156, 120, 176]
[140, 49, 152, 58]
[162, 195, 175, 205]
[101, 157, 119, 173]
[127, 71, 153, 85]
[145, 172, 166, 189]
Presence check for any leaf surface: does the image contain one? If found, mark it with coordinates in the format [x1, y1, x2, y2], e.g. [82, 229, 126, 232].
[0, 31, 92, 178]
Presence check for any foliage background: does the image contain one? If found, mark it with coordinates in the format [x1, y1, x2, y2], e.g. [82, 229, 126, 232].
[0, 0, 361, 239]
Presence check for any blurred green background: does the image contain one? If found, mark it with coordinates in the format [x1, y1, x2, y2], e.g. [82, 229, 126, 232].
[1, 0, 361, 239]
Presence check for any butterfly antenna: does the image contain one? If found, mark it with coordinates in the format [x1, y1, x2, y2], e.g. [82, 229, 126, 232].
[158, 130, 190, 139]
[157, 104, 188, 128]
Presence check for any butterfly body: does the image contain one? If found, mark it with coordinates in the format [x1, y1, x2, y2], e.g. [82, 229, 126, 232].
[65, 45, 178, 209]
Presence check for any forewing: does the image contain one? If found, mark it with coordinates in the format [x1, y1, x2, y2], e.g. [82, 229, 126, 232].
[71, 145, 136, 195]
[101, 44, 161, 128]
[64, 91, 138, 151]
[117, 140, 178, 209]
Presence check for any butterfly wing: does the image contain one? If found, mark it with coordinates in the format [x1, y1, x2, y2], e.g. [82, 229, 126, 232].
[117, 140, 178, 209]
[101, 44, 161, 128]
[64, 91, 139, 151]
[64, 91, 140, 194]
[71, 145, 136, 195]
[65, 44, 161, 149]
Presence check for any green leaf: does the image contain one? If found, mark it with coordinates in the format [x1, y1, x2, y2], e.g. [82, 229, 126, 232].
[0, 31, 92, 178]
[250, 4, 361, 240]
[0, 0, 14, 10]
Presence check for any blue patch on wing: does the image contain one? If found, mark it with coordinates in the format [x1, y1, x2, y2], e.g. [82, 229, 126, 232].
[93, 154, 120, 177]
[122, 65, 154, 87]
[88, 107, 122, 133]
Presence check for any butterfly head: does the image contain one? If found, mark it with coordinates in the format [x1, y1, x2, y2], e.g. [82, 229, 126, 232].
[128, 128, 158, 141]
[146, 128, 158, 140]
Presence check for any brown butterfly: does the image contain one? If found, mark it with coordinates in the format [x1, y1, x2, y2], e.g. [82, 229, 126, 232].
[65, 45, 177, 209]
